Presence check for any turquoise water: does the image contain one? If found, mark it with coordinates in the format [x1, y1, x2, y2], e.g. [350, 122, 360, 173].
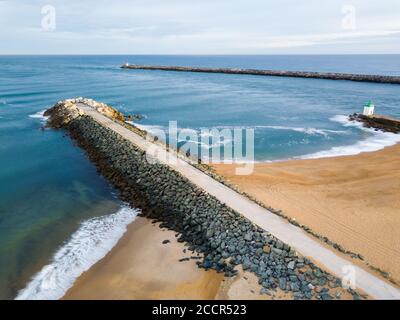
[0, 55, 400, 299]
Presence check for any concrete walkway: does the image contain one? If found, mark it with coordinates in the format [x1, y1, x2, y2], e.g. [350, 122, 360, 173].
[78, 103, 400, 299]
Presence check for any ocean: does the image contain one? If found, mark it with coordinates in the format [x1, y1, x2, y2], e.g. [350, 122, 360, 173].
[0, 55, 399, 299]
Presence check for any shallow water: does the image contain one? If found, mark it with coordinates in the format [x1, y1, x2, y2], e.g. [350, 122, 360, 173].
[0, 55, 399, 299]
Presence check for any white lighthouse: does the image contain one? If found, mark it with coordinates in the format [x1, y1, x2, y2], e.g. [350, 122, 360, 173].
[363, 101, 375, 116]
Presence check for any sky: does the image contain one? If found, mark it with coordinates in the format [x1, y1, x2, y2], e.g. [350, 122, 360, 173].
[0, 0, 399, 54]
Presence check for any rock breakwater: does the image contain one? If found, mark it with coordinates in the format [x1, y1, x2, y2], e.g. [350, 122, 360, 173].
[349, 113, 400, 133]
[46, 98, 364, 299]
[45, 98, 125, 128]
[121, 64, 400, 85]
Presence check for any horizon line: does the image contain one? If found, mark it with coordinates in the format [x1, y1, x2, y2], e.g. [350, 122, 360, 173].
[1, 53, 400, 56]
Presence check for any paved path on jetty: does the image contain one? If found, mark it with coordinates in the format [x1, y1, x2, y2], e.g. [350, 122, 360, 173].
[78, 103, 400, 299]
[121, 64, 400, 84]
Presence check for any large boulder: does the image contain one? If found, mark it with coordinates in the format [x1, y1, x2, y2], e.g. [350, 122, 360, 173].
[44, 98, 125, 128]
[44, 100, 84, 128]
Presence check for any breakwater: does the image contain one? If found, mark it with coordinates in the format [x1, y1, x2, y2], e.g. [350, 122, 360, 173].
[44, 98, 362, 300]
[349, 113, 400, 133]
[121, 64, 400, 84]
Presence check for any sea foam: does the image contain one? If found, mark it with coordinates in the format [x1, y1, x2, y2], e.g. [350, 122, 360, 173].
[132, 122, 346, 138]
[15, 205, 139, 300]
[257, 125, 347, 136]
[125, 118, 400, 161]
[296, 115, 400, 159]
[28, 110, 49, 123]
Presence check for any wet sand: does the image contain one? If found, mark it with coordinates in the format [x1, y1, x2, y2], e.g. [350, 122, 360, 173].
[64, 217, 223, 299]
[212, 144, 400, 283]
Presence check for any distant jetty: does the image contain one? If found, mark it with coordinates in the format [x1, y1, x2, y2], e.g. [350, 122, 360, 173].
[121, 64, 400, 85]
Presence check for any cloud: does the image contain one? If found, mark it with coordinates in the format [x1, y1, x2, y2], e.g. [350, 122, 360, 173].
[244, 30, 400, 49]
[1, 0, 399, 54]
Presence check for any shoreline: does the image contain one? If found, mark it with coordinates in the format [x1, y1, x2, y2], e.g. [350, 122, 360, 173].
[131, 113, 400, 162]
[63, 217, 223, 299]
[15, 205, 139, 300]
[212, 143, 400, 284]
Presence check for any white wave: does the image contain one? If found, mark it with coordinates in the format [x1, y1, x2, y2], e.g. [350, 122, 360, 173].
[329, 114, 364, 128]
[296, 115, 400, 159]
[259, 125, 347, 136]
[15, 205, 139, 300]
[29, 110, 49, 123]
[215, 125, 346, 136]
[131, 123, 345, 138]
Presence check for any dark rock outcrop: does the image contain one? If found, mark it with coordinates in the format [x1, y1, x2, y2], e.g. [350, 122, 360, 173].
[349, 114, 400, 133]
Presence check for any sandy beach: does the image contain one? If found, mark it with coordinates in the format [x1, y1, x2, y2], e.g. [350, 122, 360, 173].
[63, 216, 354, 300]
[63, 217, 223, 299]
[212, 144, 400, 283]
[63, 216, 292, 300]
